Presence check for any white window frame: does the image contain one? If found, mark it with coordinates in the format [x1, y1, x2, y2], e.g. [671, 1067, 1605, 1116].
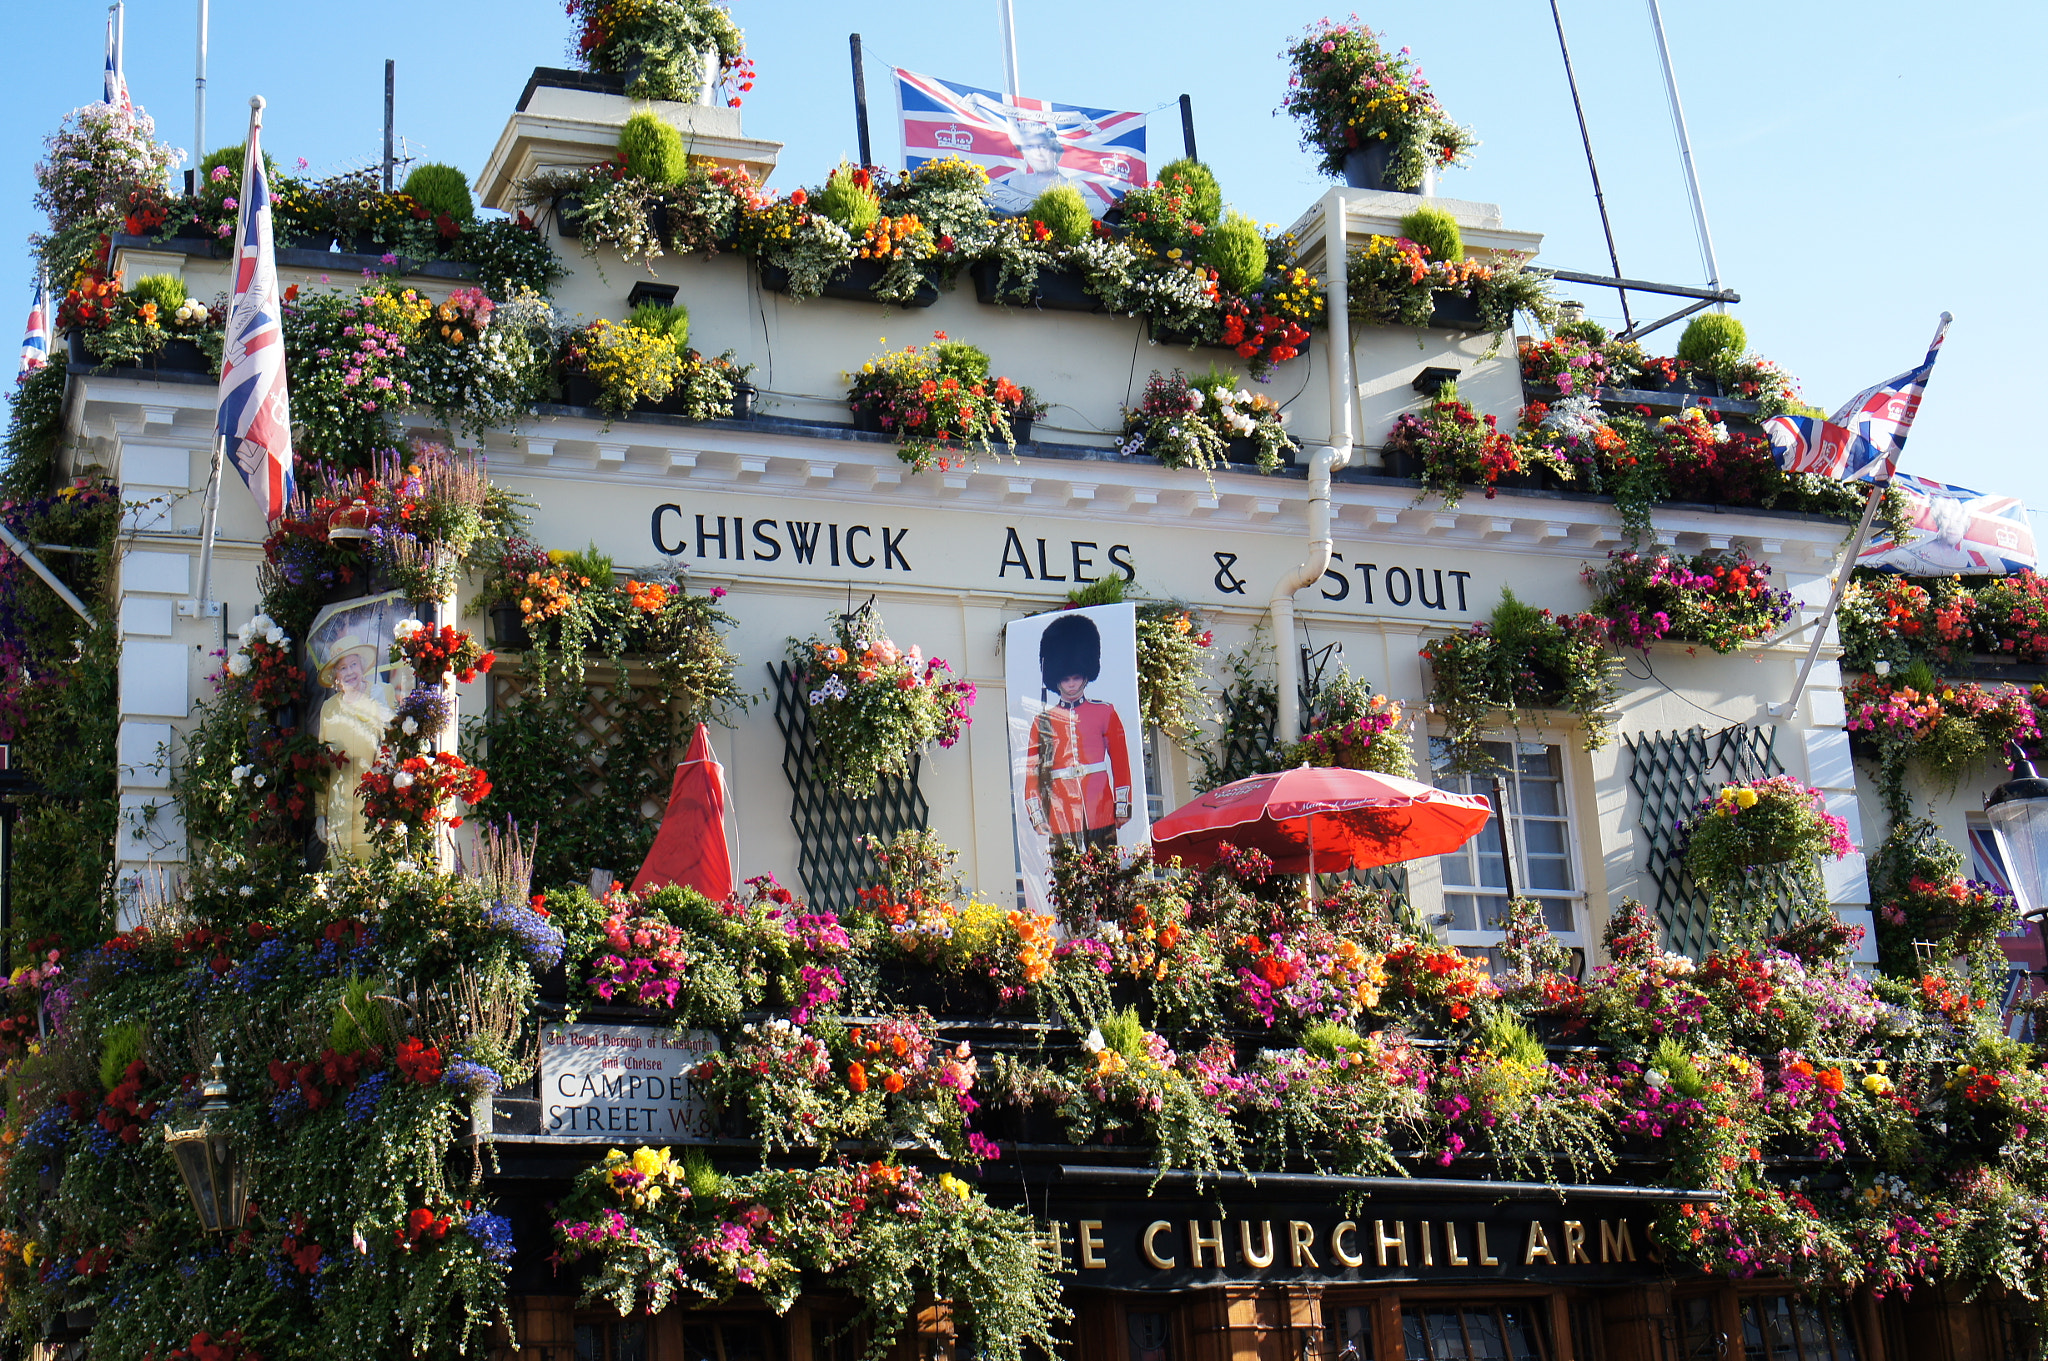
[1426, 730, 1591, 953]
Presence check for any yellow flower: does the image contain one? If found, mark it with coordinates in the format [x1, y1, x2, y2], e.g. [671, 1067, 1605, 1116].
[1862, 1072, 1894, 1096]
[547, 549, 571, 564]
[1734, 789, 1759, 809]
[937, 1173, 971, 1200]
[20, 1242, 34, 1267]
[632, 1145, 678, 1183]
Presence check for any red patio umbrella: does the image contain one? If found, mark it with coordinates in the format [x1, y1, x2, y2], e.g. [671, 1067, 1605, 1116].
[632, 724, 734, 899]
[1149, 765, 1493, 876]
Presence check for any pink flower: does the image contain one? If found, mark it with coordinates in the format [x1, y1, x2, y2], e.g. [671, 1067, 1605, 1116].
[210, 165, 232, 183]
[1319, 40, 1335, 51]
[222, 197, 238, 211]
[708, 586, 727, 599]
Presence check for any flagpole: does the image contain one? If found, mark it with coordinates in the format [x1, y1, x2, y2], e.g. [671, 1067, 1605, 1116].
[194, 95, 264, 616]
[996, 0, 1021, 98]
[1767, 482, 1887, 720]
[195, 0, 209, 171]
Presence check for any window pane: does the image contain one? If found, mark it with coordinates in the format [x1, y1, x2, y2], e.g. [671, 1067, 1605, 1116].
[1462, 1309, 1506, 1361]
[683, 1324, 722, 1361]
[722, 1325, 768, 1361]
[1517, 780, 1562, 817]
[1520, 821, 1567, 857]
[575, 1324, 605, 1361]
[1128, 1310, 1171, 1361]
[615, 1320, 648, 1361]
[1517, 744, 1558, 777]
[1677, 1299, 1719, 1361]
[1524, 857, 1573, 892]
[1337, 1306, 1374, 1361]
[1539, 899, 1575, 934]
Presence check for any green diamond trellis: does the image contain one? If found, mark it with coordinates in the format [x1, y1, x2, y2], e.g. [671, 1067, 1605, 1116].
[1626, 724, 1786, 958]
[770, 660, 930, 915]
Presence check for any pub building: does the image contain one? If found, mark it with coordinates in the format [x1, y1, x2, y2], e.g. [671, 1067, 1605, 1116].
[24, 16, 2038, 1361]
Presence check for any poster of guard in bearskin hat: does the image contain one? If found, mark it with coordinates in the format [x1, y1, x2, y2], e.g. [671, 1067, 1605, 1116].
[1003, 602, 1150, 914]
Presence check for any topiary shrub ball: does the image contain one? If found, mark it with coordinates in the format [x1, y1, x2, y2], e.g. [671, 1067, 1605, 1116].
[400, 162, 476, 223]
[1553, 319, 1609, 345]
[1676, 313, 1747, 372]
[1398, 205, 1464, 264]
[1201, 212, 1269, 296]
[814, 161, 881, 236]
[1024, 184, 1093, 246]
[616, 113, 688, 186]
[1155, 157, 1222, 226]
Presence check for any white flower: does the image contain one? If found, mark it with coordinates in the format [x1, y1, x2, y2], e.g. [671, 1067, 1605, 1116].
[230, 764, 251, 783]
[238, 885, 254, 897]
[227, 653, 252, 677]
[264, 626, 285, 646]
[1083, 1028, 1105, 1054]
[252, 774, 267, 788]
[392, 619, 425, 642]
[1644, 1069, 1668, 1089]
[401, 717, 419, 736]
[393, 771, 414, 789]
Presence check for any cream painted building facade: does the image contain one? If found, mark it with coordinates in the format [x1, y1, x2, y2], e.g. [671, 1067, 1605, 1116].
[72, 81, 1872, 962]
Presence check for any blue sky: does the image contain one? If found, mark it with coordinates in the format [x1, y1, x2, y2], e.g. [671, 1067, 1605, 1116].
[7, 1, 2042, 529]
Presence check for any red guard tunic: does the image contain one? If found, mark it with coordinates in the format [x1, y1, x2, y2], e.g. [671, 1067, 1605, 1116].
[1024, 698, 1132, 844]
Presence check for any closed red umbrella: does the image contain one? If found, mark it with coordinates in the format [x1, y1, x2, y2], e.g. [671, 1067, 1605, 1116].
[1150, 765, 1493, 875]
[632, 724, 734, 899]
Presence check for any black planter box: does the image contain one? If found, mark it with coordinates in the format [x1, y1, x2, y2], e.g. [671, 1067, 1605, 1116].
[64, 331, 213, 377]
[758, 258, 939, 308]
[557, 372, 603, 411]
[1378, 446, 1423, 480]
[491, 603, 533, 651]
[551, 193, 585, 241]
[1428, 290, 1487, 331]
[969, 258, 1101, 312]
[1222, 436, 1269, 468]
[1012, 414, 1034, 445]
[850, 403, 887, 434]
[731, 382, 757, 421]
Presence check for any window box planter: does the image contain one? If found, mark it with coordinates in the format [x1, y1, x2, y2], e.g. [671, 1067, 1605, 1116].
[64, 331, 213, 377]
[1377, 446, 1424, 480]
[758, 258, 939, 308]
[850, 403, 888, 434]
[557, 373, 602, 411]
[968, 258, 1101, 313]
[731, 381, 757, 421]
[1012, 414, 1034, 445]
[1427, 289, 1487, 331]
[1222, 437, 1269, 467]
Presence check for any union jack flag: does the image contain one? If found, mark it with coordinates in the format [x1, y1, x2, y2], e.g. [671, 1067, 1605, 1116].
[103, 7, 131, 115]
[1858, 472, 2034, 577]
[215, 126, 295, 523]
[18, 275, 50, 378]
[1763, 313, 1950, 481]
[894, 68, 1146, 218]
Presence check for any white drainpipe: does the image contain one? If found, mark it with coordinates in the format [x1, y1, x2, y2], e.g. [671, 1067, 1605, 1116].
[1271, 189, 1355, 743]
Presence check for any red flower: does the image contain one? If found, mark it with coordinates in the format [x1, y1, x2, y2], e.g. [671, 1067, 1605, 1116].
[395, 1037, 444, 1084]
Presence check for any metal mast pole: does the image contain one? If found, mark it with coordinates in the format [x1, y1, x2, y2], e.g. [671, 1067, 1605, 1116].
[195, 0, 209, 161]
[996, 0, 1021, 97]
[1645, 0, 1723, 298]
[1547, 0, 1631, 331]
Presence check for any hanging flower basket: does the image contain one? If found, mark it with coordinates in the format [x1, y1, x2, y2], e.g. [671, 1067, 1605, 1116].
[1681, 777, 1853, 885]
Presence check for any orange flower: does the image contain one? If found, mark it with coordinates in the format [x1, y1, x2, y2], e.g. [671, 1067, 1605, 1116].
[847, 1061, 867, 1093]
[882, 1073, 905, 1094]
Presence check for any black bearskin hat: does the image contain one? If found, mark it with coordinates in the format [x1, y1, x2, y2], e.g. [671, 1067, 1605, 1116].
[1039, 612, 1102, 691]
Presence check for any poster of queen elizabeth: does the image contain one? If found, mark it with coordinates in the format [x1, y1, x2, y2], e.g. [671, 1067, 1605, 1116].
[304, 592, 414, 861]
